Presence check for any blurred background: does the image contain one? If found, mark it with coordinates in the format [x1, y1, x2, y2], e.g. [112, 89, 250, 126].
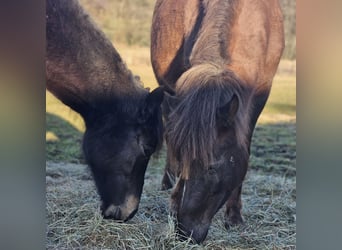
[46, 0, 296, 163]
[81, 0, 295, 87]
[80, 0, 296, 58]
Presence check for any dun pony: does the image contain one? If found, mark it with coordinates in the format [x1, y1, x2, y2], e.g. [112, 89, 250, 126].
[151, 0, 284, 243]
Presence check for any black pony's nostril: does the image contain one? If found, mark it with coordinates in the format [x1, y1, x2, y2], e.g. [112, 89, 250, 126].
[102, 206, 122, 221]
[114, 207, 121, 220]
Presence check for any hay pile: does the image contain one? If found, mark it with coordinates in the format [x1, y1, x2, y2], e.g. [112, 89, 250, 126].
[46, 158, 295, 249]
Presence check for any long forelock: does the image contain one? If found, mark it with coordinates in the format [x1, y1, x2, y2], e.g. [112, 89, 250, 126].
[167, 64, 250, 179]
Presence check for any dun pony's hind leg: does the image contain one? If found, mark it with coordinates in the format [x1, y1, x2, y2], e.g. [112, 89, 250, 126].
[224, 184, 244, 229]
[161, 149, 176, 190]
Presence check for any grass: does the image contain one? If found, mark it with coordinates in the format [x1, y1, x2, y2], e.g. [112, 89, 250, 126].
[46, 45, 296, 248]
[47, 162, 295, 249]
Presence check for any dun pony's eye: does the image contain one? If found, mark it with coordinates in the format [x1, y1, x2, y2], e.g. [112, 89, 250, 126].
[208, 167, 216, 175]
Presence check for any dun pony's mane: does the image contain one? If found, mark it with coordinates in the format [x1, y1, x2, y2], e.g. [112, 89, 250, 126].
[189, 0, 237, 65]
[167, 64, 250, 179]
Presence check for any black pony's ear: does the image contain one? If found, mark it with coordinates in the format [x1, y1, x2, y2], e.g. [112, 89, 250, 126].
[139, 87, 164, 123]
[216, 94, 239, 127]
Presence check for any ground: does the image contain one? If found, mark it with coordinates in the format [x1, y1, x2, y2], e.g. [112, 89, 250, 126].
[46, 123, 295, 249]
[46, 52, 296, 249]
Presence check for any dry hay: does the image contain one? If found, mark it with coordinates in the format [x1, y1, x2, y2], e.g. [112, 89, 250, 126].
[46, 161, 295, 249]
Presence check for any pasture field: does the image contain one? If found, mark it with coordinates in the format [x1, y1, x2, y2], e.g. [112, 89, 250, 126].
[46, 47, 296, 249]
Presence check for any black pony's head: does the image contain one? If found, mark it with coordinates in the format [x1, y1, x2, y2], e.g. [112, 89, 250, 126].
[46, 0, 165, 222]
[82, 87, 164, 221]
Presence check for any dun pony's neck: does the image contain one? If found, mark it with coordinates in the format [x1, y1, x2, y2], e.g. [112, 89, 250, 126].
[189, 0, 236, 66]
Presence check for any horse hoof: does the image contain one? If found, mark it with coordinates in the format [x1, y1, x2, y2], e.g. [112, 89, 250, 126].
[224, 215, 244, 230]
[161, 176, 174, 190]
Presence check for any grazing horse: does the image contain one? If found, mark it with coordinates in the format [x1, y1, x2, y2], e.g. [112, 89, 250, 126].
[151, 0, 284, 243]
[46, 0, 164, 221]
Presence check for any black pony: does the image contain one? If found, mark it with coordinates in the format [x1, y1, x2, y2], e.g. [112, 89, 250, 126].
[46, 0, 164, 221]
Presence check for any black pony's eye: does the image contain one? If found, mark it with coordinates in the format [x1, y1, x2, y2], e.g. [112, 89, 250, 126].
[135, 132, 141, 142]
[143, 146, 153, 156]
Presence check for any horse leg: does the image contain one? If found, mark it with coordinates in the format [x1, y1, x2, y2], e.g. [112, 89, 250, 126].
[224, 184, 244, 229]
[224, 89, 271, 229]
[161, 149, 176, 190]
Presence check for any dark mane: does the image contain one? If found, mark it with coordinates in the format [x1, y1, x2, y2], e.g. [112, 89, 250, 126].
[85, 90, 164, 152]
[189, 0, 237, 65]
[85, 93, 145, 126]
[46, 0, 146, 114]
[167, 64, 251, 178]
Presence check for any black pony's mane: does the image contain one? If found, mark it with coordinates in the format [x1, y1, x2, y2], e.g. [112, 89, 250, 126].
[166, 64, 250, 178]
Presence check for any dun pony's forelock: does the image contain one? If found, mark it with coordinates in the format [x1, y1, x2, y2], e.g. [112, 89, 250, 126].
[166, 64, 250, 179]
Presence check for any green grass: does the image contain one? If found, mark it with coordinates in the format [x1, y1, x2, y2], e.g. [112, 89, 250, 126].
[250, 122, 296, 177]
[46, 91, 85, 163]
[263, 75, 296, 117]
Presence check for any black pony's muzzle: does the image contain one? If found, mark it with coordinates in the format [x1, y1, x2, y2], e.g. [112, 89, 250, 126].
[101, 195, 140, 222]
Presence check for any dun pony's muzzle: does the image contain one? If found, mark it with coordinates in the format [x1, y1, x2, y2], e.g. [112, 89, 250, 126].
[176, 221, 210, 244]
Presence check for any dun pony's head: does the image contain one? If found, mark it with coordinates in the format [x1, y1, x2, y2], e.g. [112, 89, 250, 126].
[165, 65, 250, 243]
[82, 87, 164, 222]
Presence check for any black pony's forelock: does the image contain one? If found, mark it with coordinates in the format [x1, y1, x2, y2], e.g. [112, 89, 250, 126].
[83, 88, 164, 153]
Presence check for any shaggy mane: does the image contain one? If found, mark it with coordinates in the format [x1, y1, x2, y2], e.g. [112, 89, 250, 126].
[189, 0, 237, 65]
[167, 64, 251, 179]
